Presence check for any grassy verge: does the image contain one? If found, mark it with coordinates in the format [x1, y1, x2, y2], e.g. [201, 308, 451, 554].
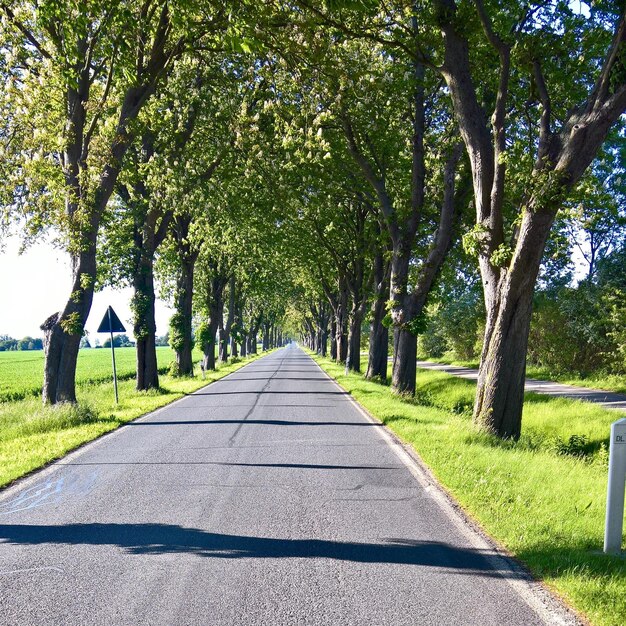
[415, 353, 626, 395]
[0, 351, 270, 489]
[312, 353, 626, 626]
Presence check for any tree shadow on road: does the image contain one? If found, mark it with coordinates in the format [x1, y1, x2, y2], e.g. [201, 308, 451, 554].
[0, 522, 527, 579]
[124, 419, 384, 427]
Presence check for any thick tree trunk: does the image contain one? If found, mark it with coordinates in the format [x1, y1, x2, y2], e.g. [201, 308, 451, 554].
[346, 307, 364, 373]
[474, 206, 556, 438]
[329, 319, 337, 360]
[42, 247, 96, 404]
[366, 297, 389, 380]
[133, 251, 159, 391]
[202, 318, 219, 371]
[218, 326, 229, 362]
[202, 272, 226, 372]
[474, 289, 533, 439]
[202, 331, 217, 371]
[391, 327, 418, 394]
[240, 334, 247, 357]
[366, 248, 390, 380]
[174, 258, 195, 376]
[136, 333, 158, 390]
[320, 326, 328, 357]
[231, 336, 239, 358]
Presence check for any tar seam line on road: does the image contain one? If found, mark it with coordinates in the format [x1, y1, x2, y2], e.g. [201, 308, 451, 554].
[227, 350, 289, 447]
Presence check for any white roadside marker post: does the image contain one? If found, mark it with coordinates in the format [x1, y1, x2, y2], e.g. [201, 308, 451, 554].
[604, 417, 626, 554]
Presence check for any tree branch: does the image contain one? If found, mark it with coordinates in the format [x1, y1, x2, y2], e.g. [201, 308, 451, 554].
[532, 58, 552, 159]
[0, 3, 53, 60]
[589, 12, 626, 111]
[82, 48, 117, 162]
[340, 112, 397, 238]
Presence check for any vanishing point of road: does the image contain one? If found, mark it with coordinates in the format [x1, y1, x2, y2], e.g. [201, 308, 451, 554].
[0, 346, 578, 625]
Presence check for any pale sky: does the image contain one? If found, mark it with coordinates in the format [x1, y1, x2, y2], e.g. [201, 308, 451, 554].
[0, 237, 174, 343]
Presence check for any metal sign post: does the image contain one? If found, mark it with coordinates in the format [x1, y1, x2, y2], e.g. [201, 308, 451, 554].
[604, 418, 626, 554]
[97, 306, 126, 405]
[108, 308, 119, 404]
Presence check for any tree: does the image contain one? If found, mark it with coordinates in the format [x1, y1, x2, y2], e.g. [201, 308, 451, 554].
[0, 1, 195, 403]
[432, 0, 626, 437]
[103, 333, 133, 348]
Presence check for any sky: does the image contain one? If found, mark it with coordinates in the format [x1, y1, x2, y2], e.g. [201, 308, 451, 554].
[0, 237, 174, 343]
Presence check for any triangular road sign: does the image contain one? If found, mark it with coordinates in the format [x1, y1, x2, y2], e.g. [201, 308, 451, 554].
[97, 306, 126, 333]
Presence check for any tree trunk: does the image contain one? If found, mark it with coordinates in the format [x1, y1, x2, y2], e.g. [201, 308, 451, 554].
[391, 327, 418, 394]
[473, 206, 556, 438]
[320, 327, 328, 357]
[330, 319, 337, 360]
[133, 250, 159, 391]
[202, 326, 217, 371]
[220, 275, 235, 362]
[366, 246, 390, 380]
[366, 298, 389, 380]
[474, 289, 533, 440]
[41, 246, 96, 404]
[335, 288, 349, 363]
[136, 333, 158, 390]
[346, 307, 364, 373]
[219, 326, 229, 362]
[174, 257, 195, 376]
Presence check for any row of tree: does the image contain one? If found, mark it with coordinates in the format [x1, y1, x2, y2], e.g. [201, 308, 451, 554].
[0, 335, 43, 351]
[1, 1, 625, 441]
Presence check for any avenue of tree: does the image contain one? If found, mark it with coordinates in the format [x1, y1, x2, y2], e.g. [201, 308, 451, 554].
[1, 1, 625, 439]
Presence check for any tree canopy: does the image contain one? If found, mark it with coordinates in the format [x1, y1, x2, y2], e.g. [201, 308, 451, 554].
[1, 0, 625, 438]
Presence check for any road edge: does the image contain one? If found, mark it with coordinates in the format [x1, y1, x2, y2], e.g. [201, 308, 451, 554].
[309, 351, 587, 626]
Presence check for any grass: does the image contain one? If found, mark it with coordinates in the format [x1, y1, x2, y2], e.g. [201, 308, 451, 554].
[312, 353, 626, 626]
[415, 352, 626, 395]
[0, 351, 268, 489]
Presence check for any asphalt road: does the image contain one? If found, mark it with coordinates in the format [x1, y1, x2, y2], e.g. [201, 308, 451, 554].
[0, 346, 577, 625]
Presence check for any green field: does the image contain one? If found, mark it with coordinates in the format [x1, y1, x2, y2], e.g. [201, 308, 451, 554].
[0, 347, 200, 402]
[312, 354, 626, 626]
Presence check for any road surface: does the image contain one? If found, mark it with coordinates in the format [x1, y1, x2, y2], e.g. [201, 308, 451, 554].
[0, 347, 577, 625]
